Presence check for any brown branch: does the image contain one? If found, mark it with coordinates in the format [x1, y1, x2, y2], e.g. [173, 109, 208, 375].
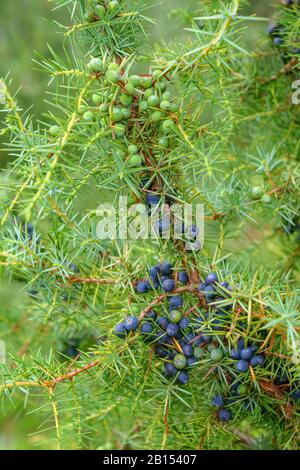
[138, 284, 198, 321]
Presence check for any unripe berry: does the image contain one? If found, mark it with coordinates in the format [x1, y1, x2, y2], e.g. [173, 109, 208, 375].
[120, 93, 133, 106]
[108, 1, 118, 12]
[210, 348, 224, 361]
[193, 347, 205, 359]
[83, 111, 94, 121]
[128, 75, 140, 86]
[139, 101, 148, 112]
[105, 69, 120, 83]
[158, 137, 169, 148]
[78, 104, 87, 115]
[122, 108, 131, 119]
[92, 93, 102, 105]
[99, 103, 108, 113]
[147, 95, 160, 107]
[95, 4, 106, 18]
[139, 77, 153, 89]
[87, 57, 103, 73]
[150, 111, 162, 122]
[124, 83, 135, 94]
[169, 310, 182, 323]
[261, 194, 272, 204]
[162, 119, 175, 133]
[173, 354, 187, 370]
[169, 102, 179, 113]
[114, 124, 126, 137]
[162, 91, 170, 101]
[144, 88, 155, 98]
[152, 70, 162, 80]
[128, 144, 138, 154]
[49, 125, 61, 137]
[111, 107, 124, 122]
[128, 154, 142, 166]
[160, 100, 170, 111]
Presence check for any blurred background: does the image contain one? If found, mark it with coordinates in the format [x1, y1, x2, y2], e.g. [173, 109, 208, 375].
[0, 0, 274, 450]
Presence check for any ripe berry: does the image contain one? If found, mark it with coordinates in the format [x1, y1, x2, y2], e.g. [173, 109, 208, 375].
[141, 322, 153, 334]
[177, 371, 189, 385]
[204, 285, 216, 302]
[173, 354, 187, 369]
[182, 344, 193, 357]
[212, 395, 224, 407]
[136, 280, 149, 294]
[158, 262, 172, 276]
[164, 362, 178, 377]
[169, 295, 183, 310]
[148, 310, 157, 320]
[218, 409, 232, 422]
[205, 273, 218, 285]
[178, 271, 189, 284]
[250, 355, 264, 368]
[186, 356, 197, 366]
[169, 310, 182, 323]
[115, 323, 127, 338]
[236, 359, 250, 373]
[210, 348, 224, 361]
[157, 316, 169, 331]
[162, 279, 176, 292]
[124, 316, 139, 331]
[155, 346, 168, 358]
[149, 266, 159, 280]
[167, 322, 179, 337]
[240, 347, 254, 361]
[146, 193, 160, 206]
[179, 317, 190, 329]
[198, 282, 206, 292]
[87, 57, 103, 73]
[230, 348, 241, 360]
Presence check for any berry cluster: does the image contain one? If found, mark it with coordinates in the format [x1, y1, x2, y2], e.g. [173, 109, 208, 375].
[230, 338, 264, 373]
[136, 261, 186, 294]
[84, 1, 120, 23]
[115, 266, 236, 389]
[267, 0, 300, 56]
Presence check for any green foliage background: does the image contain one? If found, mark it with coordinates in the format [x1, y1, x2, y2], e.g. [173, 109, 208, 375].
[2, 0, 299, 451]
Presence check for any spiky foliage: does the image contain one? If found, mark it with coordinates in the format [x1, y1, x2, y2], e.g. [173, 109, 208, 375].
[0, 0, 299, 450]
